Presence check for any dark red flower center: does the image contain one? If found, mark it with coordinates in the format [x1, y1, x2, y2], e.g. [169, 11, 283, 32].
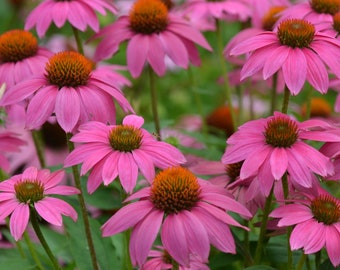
[311, 0, 340, 15]
[226, 161, 244, 183]
[262, 6, 286, 31]
[150, 167, 201, 214]
[109, 125, 143, 152]
[311, 194, 340, 225]
[15, 180, 44, 204]
[129, 0, 169, 34]
[0, 30, 38, 63]
[277, 19, 315, 48]
[333, 12, 340, 34]
[264, 115, 299, 148]
[45, 51, 94, 88]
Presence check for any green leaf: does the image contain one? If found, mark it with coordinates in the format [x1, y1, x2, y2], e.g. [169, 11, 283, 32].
[0, 248, 35, 270]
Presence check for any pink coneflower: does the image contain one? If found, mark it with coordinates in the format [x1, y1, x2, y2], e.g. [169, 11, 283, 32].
[230, 18, 340, 95]
[25, 0, 117, 37]
[0, 29, 52, 88]
[101, 166, 251, 267]
[0, 50, 134, 132]
[191, 160, 264, 216]
[270, 188, 340, 267]
[141, 245, 210, 270]
[222, 111, 339, 196]
[0, 167, 79, 241]
[64, 115, 186, 194]
[182, 0, 252, 26]
[0, 129, 26, 173]
[277, 0, 340, 27]
[93, 0, 212, 78]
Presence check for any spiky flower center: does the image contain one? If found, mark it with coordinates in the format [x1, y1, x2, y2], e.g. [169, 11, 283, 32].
[226, 161, 244, 183]
[15, 180, 44, 204]
[277, 19, 315, 48]
[311, 195, 340, 225]
[160, 0, 173, 9]
[45, 51, 94, 88]
[262, 6, 286, 31]
[150, 167, 201, 214]
[0, 30, 38, 63]
[264, 115, 299, 148]
[129, 0, 169, 34]
[311, 0, 340, 15]
[109, 125, 143, 152]
[333, 12, 340, 34]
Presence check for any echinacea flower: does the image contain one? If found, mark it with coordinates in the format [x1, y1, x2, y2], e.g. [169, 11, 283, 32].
[0, 167, 79, 241]
[141, 245, 210, 270]
[25, 0, 117, 37]
[101, 166, 251, 267]
[222, 111, 340, 196]
[64, 115, 186, 194]
[182, 0, 252, 26]
[0, 29, 52, 88]
[0, 129, 26, 173]
[230, 18, 340, 95]
[0, 51, 134, 132]
[270, 188, 340, 267]
[93, 0, 212, 78]
[277, 0, 340, 27]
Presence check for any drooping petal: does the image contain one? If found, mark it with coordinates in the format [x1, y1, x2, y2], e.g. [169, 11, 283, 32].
[270, 147, 288, 180]
[118, 153, 138, 193]
[129, 209, 163, 266]
[101, 200, 155, 236]
[10, 203, 30, 241]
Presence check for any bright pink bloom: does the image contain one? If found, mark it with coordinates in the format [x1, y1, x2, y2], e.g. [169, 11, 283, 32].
[64, 115, 186, 194]
[0, 130, 26, 173]
[182, 0, 252, 25]
[93, 0, 212, 78]
[141, 245, 210, 270]
[0, 29, 52, 89]
[0, 167, 79, 241]
[222, 111, 340, 196]
[230, 18, 340, 95]
[0, 51, 134, 132]
[270, 188, 340, 267]
[101, 166, 251, 267]
[25, 0, 117, 37]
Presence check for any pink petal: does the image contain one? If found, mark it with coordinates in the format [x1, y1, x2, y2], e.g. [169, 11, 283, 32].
[123, 114, 144, 128]
[161, 214, 190, 266]
[22, 167, 38, 181]
[101, 200, 155, 237]
[263, 45, 289, 79]
[10, 203, 30, 241]
[240, 145, 271, 179]
[282, 48, 307, 95]
[129, 209, 163, 266]
[132, 149, 155, 182]
[35, 197, 77, 225]
[270, 147, 288, 180]
[127, 35, 148, 78]
[102, 153, 119, 185]
[118, 153, 139, 193]
[44, 186, 80, 196]
[43, 170, 65, 190]
[87, 160, 105, 194]
[0, 200, 19, 220]
[325, 226, 340, 267]
[147, 34, 166, 76]
[55, 87, 81, 132]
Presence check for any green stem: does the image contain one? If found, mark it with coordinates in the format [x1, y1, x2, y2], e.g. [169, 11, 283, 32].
[281, 86, 291, 114]
[236, 85, 244, 126]
[23, 231, 43, 269]
[254, 186, 274, 264]
[172, 260, 179, 270]
[315, 251, 321, 270]
[216, 19, 237, 131]
[31, 130, 46, 168]
[296, 252, 306, 270]
[304, 84, 313, 120]
[270, 74, 278, 114]
[66, 133, 99, 270]
[123, 230, 133, 270]
[148, 66, 161, 140]
[71, 26, 84, 55]
[282, 174, 293, 270]
[30, 208, 61, 270]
